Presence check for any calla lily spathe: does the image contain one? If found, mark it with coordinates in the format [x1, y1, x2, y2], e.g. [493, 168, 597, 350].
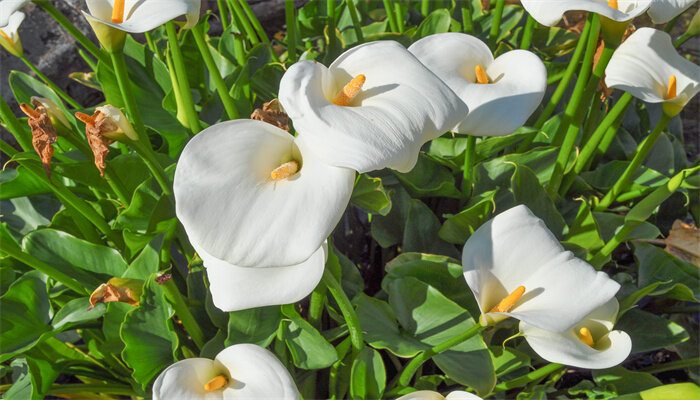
[647, 0, 697, 24]
[520, 298, 632, 369]
[153, 344, 300, 399]
[278, 40, 468, 173]
[0, 0, 28, 27]
[396, 390, 483, 400]
[174, 119, 354, 268]
[409, 33, 546, 137]
[462, 205, 620, 333]
[605, 27, 700, 116]
[520, 0, 651, 26]
[0, 10, 24, 57]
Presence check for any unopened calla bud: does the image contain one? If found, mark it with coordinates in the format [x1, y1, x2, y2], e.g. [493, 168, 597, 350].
[89, 277, 144, 309]
[19, 101, 57, 179]
[95, 105, 138, 141]
[75, 105, 137, 177]
[30, 97, 70, 130]
[0, 11, 24, 57]
[686, 8, 700, 38]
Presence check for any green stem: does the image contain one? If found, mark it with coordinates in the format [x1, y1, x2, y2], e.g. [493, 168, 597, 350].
[162, 279, 206, 350]
[46, 384, 137, 396]
[520, 15, 536, 50]
[462, 135, 477, 196]
[345, 0, 364, 43]
[674, 32, 694, 47]
[394, 2, 405, 33]
[664, 14, 680, 33]
[33, 1, 110, 66]
[421, 0, 430, 17]
[559, 93, 633, 195]
[144, 31, 162, 61]
[461, 0, 473, 33]
[595, 113, 673, 211]
[227, 0, 260, 45]
[383, 0, 399, 32]
[218, 0, 231, 28]
[237, 0, 271, 44]
[489, 0, 506, 49]
[285, 0, 298, 62]
[192, 24, 239, 120]
[517, 16, 593, 152]
[322, 268, 363, 354]
[0, 95, 32, 151]
[131, 140, 173, 198]
[326, 0, 338, 62]
[641, 357, 700, 374]
[165, 22, 202, 134]
[19, 55, 81, 108]
[77, 48, 98, 71]
[108, 51, 146, 136]
[491, 363, 564, 393]
[308, 284, 327, 328]
[398, 323, 485, 386]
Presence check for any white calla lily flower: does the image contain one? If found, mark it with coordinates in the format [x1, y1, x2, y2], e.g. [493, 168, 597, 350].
[409, 33, 546, 137]
[520, 298, 632, 369]
[174, 119, 354, 269]
[396, 390, 483, 400]
[278, 40, 468, 173]
[605, 27, 700, 117]
[0, 10, 24, 57]
[648, 0, 697, 24]
[198, 242, 327, 312]
[520, 0, 651, 26]
[462, 205, 620, 333]
[0, 0, 28, 27]
[153, 344, 300, 399]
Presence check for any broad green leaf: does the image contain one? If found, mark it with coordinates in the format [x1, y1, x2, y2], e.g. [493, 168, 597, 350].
[0, 271, 51, 360]
[201, 329, 226, 359]
[281, 305, 338, 370]
[403, 199, 460, 258]
[25, 356, 60, 400]
[8, 71, 77, 130]
[371, 184, 411, 248]
[52, 297, 106, 330]
[474, 147, 558, 195]
[351, 174, 392, 215]
[123, 234, 165, 280]
[593, 212, 661, 242]
[439, 189, 497, 244]
[616, 383, 700, 400]
[2, 195, 57, 237]
[615, 308, 688, 353]
[633, 242, 700, 302]
[593, 366, 661, 395]
[226, 306, 281, 347]
[489, 346, 531, 377]
[121, 276, 178, 389]
[350, 347, 386, 400]
[394, 154, 461, 198]
[355, 294, 424, 358]
[511, 164, 567, 238]
[581, 161, 668, 190]
[564, 200, 605, 254]
[413, 9, 451, 40]
[0, 167, 50, 200]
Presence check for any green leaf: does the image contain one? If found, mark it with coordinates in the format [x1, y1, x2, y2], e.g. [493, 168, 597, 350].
[281, 305, 338, 370]
[615, 308, 688, 353]
[0, 167, 50, 200]
[201, 329, 226, 359]
[0, 271, 51, 360]
[489, 346, 531, 377]
[371, 184, 411, 248]
[52, 297, 106, 330]
[511, 164, 567, 238]
[617, 383, 700, 400]
[593, 212, 661, 242]
[121, 275, 178, 389]
[581, 161, 669, 191]
[8, 71, 77, 129]
[23, 229, 128, 287]
[593, 366, 661, 395]
[356, 294, 424, 358]
[564, 200, 605, 255]
[633, 242, 700, 302]
[403, 199, 460, 258]
[226, 306, 281, 347]
[394, 154, 462, 198]
[123, 234, 165, 280]
[474, 147, 558, 195]
[25, 356, 60, 400]
[439, 190, 497, 244]
[351, 174, 392, 215]
[413, 9, 451, 40]
[350, 347, 386, 400]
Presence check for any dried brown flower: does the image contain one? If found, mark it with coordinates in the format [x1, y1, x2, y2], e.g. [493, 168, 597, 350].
[251, 99, 291, 131]
[19, 100, 57, 180]
[75, 109, 119, 177]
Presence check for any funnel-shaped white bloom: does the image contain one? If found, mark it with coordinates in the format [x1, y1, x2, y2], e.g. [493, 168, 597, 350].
[0, 0, 27, 27]
[0, 10, 24, 57]
[174, 119, 354, 269]
[462, 205, 620, 333]
[198, 242, 327, 312]
[279, 41, 468, 173]
[82, 0, 201, 32]
[409, 33, 546, 137]
[648, 0, 697, 24]
[520, 0, 651, 26]
[605, 27, 700, 116]
[520, 298, 632, 369]
[396, 391, 483, 400]
[153, 344, 300, 399]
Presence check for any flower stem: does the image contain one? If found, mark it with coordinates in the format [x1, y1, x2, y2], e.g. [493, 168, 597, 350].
[518, 16, 593, 152]
[226, 0, 260, 45]
[33, 0, 111, 66]
[237, 0, 272, 45]
[383, 0, 399, 33]
[462, 135, 477, 196]
[489, 0, 506, 49]
[345, 0, 364, 43]
[491, 363, 564, 393]
[461, 0, 473, 33]
[326, 0, 338, 61]
[308, 284, 327, 328]
[674, 32, 695, 48]
[322, 268, 364, 354]
[640, 357, 700, 374]
[398, 323, 485, 387]
[421, 0, 430, 17]
[191, 24, 239, 120]
[130, 140, 173, 198]
[165, 22, 202, 134]
[285, 0, 298, 62]
[595, 113, 673, 211]
[520, 15, 536, 50]
[394, 2, 405, 33]
[162, 279, 206, 350]
[108, 50, 146, 136]
[144, 31, 162, 61]
[18, 55, 81, 109]
[218, 0, 231, 28]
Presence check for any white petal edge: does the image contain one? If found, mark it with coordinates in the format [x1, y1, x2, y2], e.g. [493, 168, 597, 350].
[152, 358, 226, 400]
[1, 10, 24, 38]
[279, 41, 467, 173]
[462, 205, 620, 332]
[216, 344, 300, 399]
[0, 0, 28, 27]
[647, 0, 697, 24]
[445, 391, 484, 400]
[521, 0, 651, 26]
[84, 0, 200, 32]
[174, 119, 354, 268]
[200, 243, 326, 312]
[605, 27, 700, 108]
[410, 33, 546, 136]
[395, 390, 446, 400]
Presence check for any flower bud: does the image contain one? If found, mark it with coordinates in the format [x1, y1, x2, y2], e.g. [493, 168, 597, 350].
[30, 97, 70, 131]
[83, 13, 126, 52]
[0, 11, 24, 57]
